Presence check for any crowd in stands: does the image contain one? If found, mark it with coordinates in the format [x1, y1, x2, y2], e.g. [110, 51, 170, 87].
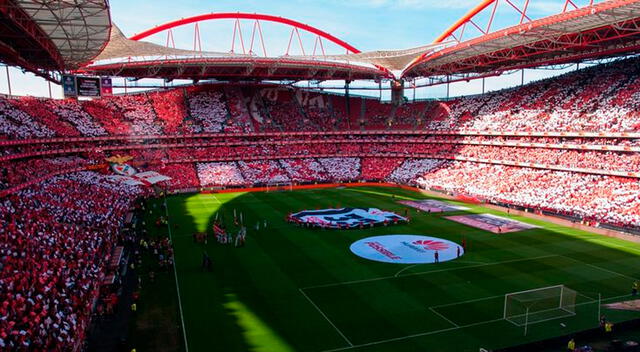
[362, 99, 393, 129]
[148, 89, 189, 134]
[48, 100, 107, 137]
[387, 159, 445, 184]
[106, 94, 162, 135]
[318, 158, 360, 181]
[361, 157, 403, 180]
[0, 58, 638, 141]
[428, 57, 640, 132]
[197, 162, 245, 187]
[262, 90, 308, 131]
[149, 163, 199, 190]
[394, 102, 426, 128]
[280, 158, 329, 182]
[0, 172, 142, 350]
[4, 57, 640, 350]
[237, 160, 289, 184]
[0, 97, 54, 139]
[416, 162, 640, 227]
[186, 89, 229, 133]
[1, 157, 91, 188]
[10, 97, 81, 137]
[223, 88, 255, 133]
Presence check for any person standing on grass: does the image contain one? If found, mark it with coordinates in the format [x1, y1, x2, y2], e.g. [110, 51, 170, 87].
[456, 246, 461, 258]
[605, 321, 613, 334]
[567, 338, 575, 351]
[434, 251, 439, 263]
[632, 281, 639, 296]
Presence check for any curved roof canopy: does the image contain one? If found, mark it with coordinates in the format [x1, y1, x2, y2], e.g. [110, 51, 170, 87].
[0, 0, 111, 73]
[404, 0, 640, 78]
[77, 14, 396, 81]
[8, 1, 640, 84]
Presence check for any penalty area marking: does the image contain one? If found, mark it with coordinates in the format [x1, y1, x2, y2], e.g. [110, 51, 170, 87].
[299, 288, 353, 347]
[320, 292, 633, 352]
[429, 307, 459, 328]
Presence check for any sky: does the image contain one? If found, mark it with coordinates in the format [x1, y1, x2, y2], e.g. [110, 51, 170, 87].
[0, 0, 605, 99]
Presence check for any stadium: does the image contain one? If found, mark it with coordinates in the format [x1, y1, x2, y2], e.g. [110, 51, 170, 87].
[3, 0, 640, 351]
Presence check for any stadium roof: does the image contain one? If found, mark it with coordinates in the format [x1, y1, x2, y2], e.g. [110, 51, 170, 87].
[77, 25, 393, 81]
[0, 0, 111, 75]
[5, 0, 640, 84]
[403, 0, 640, 78]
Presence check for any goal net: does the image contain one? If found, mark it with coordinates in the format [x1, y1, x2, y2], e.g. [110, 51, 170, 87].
[265, 181, 293, 192]
[504, 285, 577, 327]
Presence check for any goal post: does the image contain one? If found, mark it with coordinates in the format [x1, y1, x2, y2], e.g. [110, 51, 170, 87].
[265, 181, 293, 192]
[503, 285, 577, 329]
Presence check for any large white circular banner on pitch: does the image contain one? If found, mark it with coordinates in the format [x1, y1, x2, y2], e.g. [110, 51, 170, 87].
[349, 235, 463, 264]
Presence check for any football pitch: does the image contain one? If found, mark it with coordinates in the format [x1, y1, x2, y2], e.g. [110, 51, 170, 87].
[141, 186, 640, 352]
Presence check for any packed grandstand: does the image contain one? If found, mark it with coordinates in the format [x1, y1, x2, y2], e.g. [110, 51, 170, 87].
[3, 56, 640, 349]
[3, 0, 640, 351]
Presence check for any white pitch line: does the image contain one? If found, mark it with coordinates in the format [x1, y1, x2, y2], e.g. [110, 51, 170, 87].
[394, 264, 419, 277]
[320, 317, 505, 352]
[321, 293, 634, 352]
[430, 293, 505, 309]
[392, 256, 491, 276]
[299, 288, 353, 347]
[454, 259, 489, 265]
[303, 254, 559, 290]
[429, 307, 459, 327]
[561, 255, 639, 281]
[588, 239, 640, 255]
[163, 196, 190, 352]
[209, 194, 221, 204]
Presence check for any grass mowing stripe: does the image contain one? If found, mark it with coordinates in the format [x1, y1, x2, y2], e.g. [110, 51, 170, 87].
[299, 289, 354, 348]
[163, 194, 190, 352]
[146, 188, 640, 352]
[302, 254, 559, 290]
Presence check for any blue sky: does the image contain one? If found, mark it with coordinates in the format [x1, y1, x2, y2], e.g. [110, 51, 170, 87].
[0, 0, 601, 98]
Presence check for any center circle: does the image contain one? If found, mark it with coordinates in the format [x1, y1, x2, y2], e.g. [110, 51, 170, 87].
[349, 235, 464, 264]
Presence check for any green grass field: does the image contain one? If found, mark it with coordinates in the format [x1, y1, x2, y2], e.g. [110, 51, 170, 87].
[137, 186, 640, 352]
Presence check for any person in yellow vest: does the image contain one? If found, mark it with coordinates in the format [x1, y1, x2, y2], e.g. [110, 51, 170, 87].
[131, 303, 137, 313]
[632, 281, 639, 296]
[605, 321, 613, 334]
[567, 338, 575, 351]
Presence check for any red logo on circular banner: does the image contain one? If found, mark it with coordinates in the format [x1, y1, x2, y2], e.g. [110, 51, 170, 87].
[413, 240, 449, 251]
